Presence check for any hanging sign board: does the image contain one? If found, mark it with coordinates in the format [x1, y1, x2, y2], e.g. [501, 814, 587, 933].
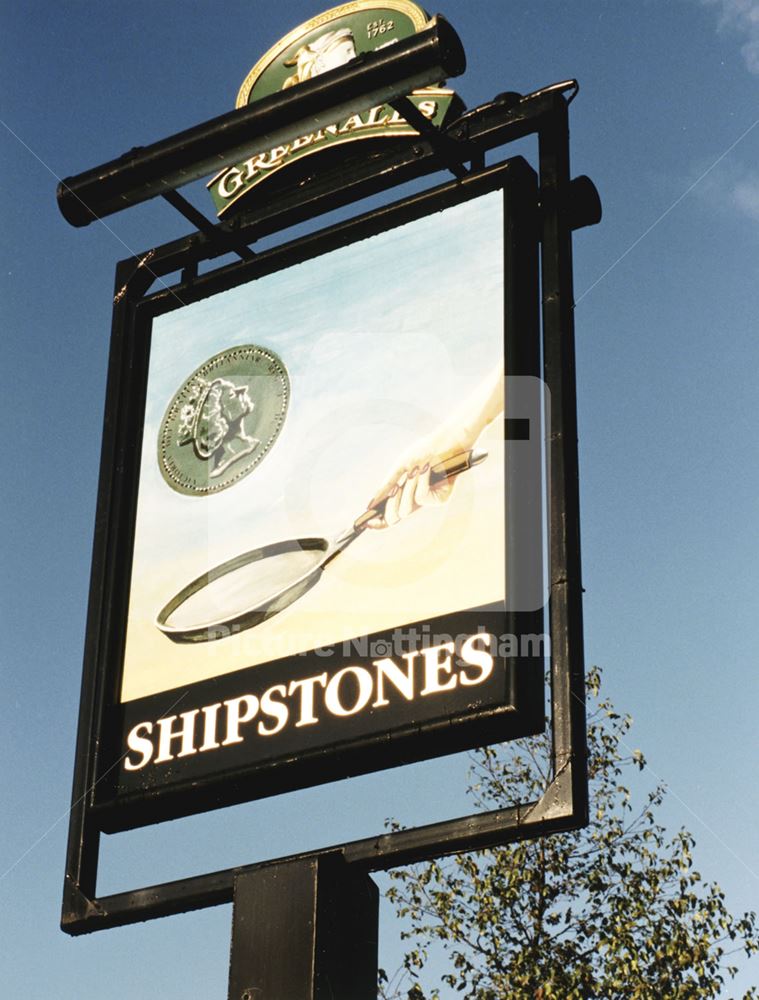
[80, 162, 545, 832]
[208, 0, 463, 216]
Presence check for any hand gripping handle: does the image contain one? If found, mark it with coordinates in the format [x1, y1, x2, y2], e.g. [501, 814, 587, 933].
[353, 447, 488, 532]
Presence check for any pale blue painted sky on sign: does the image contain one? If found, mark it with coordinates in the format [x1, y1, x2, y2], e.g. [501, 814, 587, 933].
[1, 1, 758, 997]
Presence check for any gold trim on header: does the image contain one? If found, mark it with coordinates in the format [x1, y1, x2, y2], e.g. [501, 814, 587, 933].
[236, 0, 430, 108]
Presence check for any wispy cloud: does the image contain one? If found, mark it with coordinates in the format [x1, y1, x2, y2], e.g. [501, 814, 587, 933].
[690, 151, 759, 225]
[732, 172, 759, 219]
[704, 0, 759, 73]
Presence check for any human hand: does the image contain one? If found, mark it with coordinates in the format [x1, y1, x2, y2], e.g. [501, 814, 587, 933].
[362, 367, 503, 531]
[363, 428, 477, 530]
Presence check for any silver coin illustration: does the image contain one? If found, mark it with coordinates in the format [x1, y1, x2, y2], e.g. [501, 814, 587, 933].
[158, 345, 289, 496]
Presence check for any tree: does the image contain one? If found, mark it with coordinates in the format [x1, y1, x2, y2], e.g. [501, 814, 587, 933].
[381, 668, 758, 999]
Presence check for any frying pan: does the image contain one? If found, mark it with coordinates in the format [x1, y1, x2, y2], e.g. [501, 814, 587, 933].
[156, 448, 487, 643]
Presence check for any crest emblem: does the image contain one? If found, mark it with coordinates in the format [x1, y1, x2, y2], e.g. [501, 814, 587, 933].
[282, 27, 357, 88]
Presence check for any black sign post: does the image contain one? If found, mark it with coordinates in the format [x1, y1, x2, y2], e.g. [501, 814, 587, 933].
[58, 15, 599, 993]
[228, 853, 378, 1000]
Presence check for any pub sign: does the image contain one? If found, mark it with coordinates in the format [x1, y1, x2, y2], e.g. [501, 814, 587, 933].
[84, 162, 545, 831]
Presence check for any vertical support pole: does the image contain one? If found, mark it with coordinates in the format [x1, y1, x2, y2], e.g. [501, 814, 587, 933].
[62, 253, 163, 934]
[539, 96, 589, 821]
[504, 164, 545, 721]
[228, 852, 378, 1000]
[62, 256, 141, 931]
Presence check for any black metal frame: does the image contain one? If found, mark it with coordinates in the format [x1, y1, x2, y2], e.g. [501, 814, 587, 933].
[63, 87, 591, 935]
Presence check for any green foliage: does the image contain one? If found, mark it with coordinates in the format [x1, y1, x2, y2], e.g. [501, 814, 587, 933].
[380, 668, 758, 1000]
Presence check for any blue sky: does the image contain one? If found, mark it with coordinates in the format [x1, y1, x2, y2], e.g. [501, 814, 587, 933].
[1, 1, 758, 997]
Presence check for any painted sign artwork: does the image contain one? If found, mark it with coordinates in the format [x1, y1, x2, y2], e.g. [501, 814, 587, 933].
[123, 189, 508, 704]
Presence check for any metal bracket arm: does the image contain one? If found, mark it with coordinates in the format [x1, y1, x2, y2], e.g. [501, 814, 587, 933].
[161, 190, 255, 263]
[390, 94, 470, 179]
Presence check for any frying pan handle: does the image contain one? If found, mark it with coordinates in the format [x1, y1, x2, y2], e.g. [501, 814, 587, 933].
[428, 447, 488, 484]
[353, 447, 488, 531]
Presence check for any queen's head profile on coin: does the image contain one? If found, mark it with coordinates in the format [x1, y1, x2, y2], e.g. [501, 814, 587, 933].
[158, 345, 289, 496]
[179, 377, 259, 479]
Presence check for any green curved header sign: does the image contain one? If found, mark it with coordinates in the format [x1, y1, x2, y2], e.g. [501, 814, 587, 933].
[208, 1, 461, 216]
